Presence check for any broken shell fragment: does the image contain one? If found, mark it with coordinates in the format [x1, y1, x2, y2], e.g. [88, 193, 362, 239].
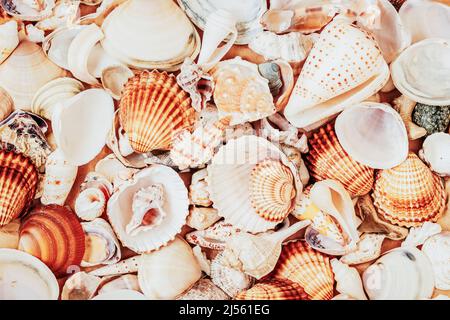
[98, 274, 141, 295]
[185, 221, 241, 251]
[189, 168, 212, 207]
[340, 233, 385, 265]
[392, 95, 427, 140]
[101, 64, 134, 100]
[61, 272, 102, 300]
[186, 206, 221, 231]
[0, 20, 19, 64]
[412, 103, 450, 136]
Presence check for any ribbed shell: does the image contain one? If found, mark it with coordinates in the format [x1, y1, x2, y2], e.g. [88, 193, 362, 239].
[0, 151, 38, 226]
[18, 205, 85, 277]
[270, 240, 334, 300]
[119, 70, 196, 153]
[306, 123, 375, 197]
[249, 159, 296, 222]
[235, 278, 310, 300]
[372, 153, 446, 227]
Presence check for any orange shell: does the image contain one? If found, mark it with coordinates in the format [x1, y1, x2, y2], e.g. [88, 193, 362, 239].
[249, 159, 296, 222]
[0, 150, 38, 226]
[19, 204, 85, 277]
[372, 153, 446, 227]
[119, 70, 196, 153]
[270, 240, 334, 300]
[235, 278, 310, 300]
[306, 123, 374, 197]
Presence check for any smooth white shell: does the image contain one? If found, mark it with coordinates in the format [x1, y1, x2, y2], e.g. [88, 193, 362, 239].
[421, 231, 450, 290]
[419, 133, 450, 177]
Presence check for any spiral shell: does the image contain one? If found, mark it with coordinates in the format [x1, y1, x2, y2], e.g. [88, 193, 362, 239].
[75, 172, 113, 221]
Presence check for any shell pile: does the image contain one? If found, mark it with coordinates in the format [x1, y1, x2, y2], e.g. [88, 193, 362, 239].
[0, 0, 448, 301]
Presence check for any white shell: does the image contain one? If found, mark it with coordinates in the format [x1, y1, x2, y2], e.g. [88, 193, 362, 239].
[419, 133, 450, 177]
[0, 0, 55, 21]
[0, 20, 19, 64]
[75, 172, 113, 221]
[101, 65, 134, 100]
[61, 272, 102, 300]
[98, 274, 141, 295]
[341, 233, 385, 265]
[89, 256, 140, 277]
[192, 245, 211, 275]
[43, 26, 84, 70]
[402, 222, 442, 248]
[391, 38, 450, 106]
[189, 168, 212, 207]
[35, 0, 80, 32]
[0, 219, 20, 249]
[421, 232, 450, 290]
[335, 102, 409, 169]
[392, 95, 427, 140]
[177, 278, 230, 300]
[187, 207, 221, 231]
[185, 221, 241, 250]
[87, 43, 124, 79]
[331, 259, 367, 300]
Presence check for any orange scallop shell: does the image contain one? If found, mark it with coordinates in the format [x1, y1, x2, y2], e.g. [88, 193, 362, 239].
[306, 123, 375, 197]
[119, 70, 196, 153]
[235, 278, 310, 300]
[270, 240, 334, 300]
[18, 204, 85, 277]
[0, 150, 38, 226]
[372, 152, 446, 227]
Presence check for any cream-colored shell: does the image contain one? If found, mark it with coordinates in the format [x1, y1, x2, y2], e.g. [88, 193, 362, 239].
[341, 233, 385, 265]
[61, 272, 102, 300]
[98, 274, 141, 295]
[0, 219, 20, 249]
[186, 207, 221, 231]
[189, 168, 212, 207]
[331, 259, 367, 300]
[421, 231, 450, 290]
[402, 222, 442, 248]
[0, 20, 19, 65]
[419, 133, 450, 177]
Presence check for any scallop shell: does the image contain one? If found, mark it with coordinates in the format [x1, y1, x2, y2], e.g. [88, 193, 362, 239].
[0, 20, 19, 64]
[331, 259, 367, 300]
[236, 278, 310, 300]
[372, 152, 446, 227]
[75, 172, 113, 221]
[119, 70, 196, 154]
[0, 150, 38, 226]
[177, 278, 230, 300]
[270, 240, 334, 300]
[0, 0, 55, 21]
[186, 206, 221, 231]
[207, 135, 302, 233]
[419, 133, 450, 177]
[306, 123, 375, 197]
[61, 271, 102, 300]
[18, 204, 85, 277]
[421, 232, 450, 290]
[185, 220, 241, 251]
[211, 57, 276, 125]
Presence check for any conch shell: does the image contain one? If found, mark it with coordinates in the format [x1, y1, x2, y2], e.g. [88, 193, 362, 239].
[331, 259, 367, 300]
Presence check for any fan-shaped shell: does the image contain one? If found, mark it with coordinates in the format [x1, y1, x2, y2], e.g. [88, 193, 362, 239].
[372, 152, 446, 227]
[306, 123, 375, 197]
[0, 150, 38, 226]
[18, 204, 85, 277]
[119, 70, 196, 154]
[236, 278, 310, 300]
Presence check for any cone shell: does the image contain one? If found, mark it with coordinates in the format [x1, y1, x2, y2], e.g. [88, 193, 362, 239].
[119, 70, 196, 153]
[306, 123, 375, 197]
[236, 278, 310, 300]
[0, 150, 38, 226]
[18, 205, 85, 277]
[271, 240, 334, 300]
[372, 153, 446, 227]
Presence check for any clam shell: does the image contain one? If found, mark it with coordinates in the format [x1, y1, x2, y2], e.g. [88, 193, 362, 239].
[236, 278, 310, 300]
[419, 133, 450, 176]
[0, 150, 38, 226]
[306, 123, 375, 197]
[0, 20, 19, 65]
[177, 278, 230, 300]
[331, 259, 367, 300]
[18, 204, 85, 277]
[372, 152, 446, 227]
[119, 70, 196, 153]
[421, 232, 450, 290]
[42, 25, 83, 70]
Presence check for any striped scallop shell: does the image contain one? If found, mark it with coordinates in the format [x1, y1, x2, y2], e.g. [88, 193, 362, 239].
[270, 240, 334, 300]
[0, 151, 38, 226]
[306, 123, 375, 197]
[236, 278, 310, 300]
[372, 152, 446, 227]
[119, 70, 196, 153]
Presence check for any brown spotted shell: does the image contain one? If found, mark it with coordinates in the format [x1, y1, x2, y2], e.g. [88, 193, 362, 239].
[235, 278, 310, 300]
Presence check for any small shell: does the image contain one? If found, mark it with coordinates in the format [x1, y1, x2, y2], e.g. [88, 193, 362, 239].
[185, 221, 241, 251]
[412, 103, 450, 136]
[177, 279, 230, 300]
[186, 206, 221, 231]
[402, 222, 442, 248]
[392, 95, 427, 140]
[98, 274, 141, 295]
[419, 133, 450, 176]
[235, 278, 310, 300]
[61, 272, 102, 300]
[101, 65, 134, 100]
[331, 259, 367, 300]
[189, 168, 212, 207]
[257, 113, 307, 150]
[421, 232, 450, 290]
[340, 233, 385, 265]
[75, 172, 113, 221]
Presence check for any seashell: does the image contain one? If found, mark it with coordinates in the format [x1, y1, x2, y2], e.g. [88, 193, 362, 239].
[332, 293, 357, 300]
[51, 88, 115, 166]
[211, 57, 276, 126]
[419, 133, 450, 176]
[220, 221, 310, 279]
[335, 102, 408, 169]
[177, 278, 230, 300]
[18, 204, 85, 277]
[306, 123, 375, 197]
[24, 23, 45, 43]
[108, 165, 189, 253]
[101, 0, 200, 70]
[280, 144, 310, 186]
[138, 236, 201, 299]
[362, 246, 435, 299]
[92, 289, 147, 300]
[412, 103, 450, 136]
[186, 206, 221, 231]
[284, 18, 389, 129]
[98, 274, 141, 295]
[42, 25, 83, 70]
[0, 87, 13, 122]
[31, 77, 84, 121]
[0, 248, 59, 299]
[0, 150, 38, 226]
[94, 153, 137, 190]
[271, 240, 334, 300]
[101, 65, 134, 100]
[257, 113, 307, 150]
[75, 172, 113, 221]
[87, 43, 124, 79]
[270, 60, 295, 110]
[0, 219, 19, 249]
[185, 221, 241, 251]
[177, 0, 267, 45]
[422, 231, 450, 290]
[207, 135, 301, 233]
[392, 94, 427, 140]
[41, 149, 77, 206]
[81, 0, 102, 5]
[402, 221, 442, 248]
[340, 233, 385, 265]
[192, 245, 211, 275]
[189, 168, 212, 207]
[34, 0, 80, 32]
[0, 40, 66, 110]
[81, 218, 121, 267]
[236, 278, 310, 300]
[61, 272, 102, 300]
[0, 20, 19, 64]
[119, 70, 196, 154]
[330, 259, 367, 300]
[210, 251, 254, 297]
[372, 152, 446, 227]
[0, 0, 55, 21]
[389, 0, 406, 11]
[391, 38, 450, 106]
[89, 256, 140, 277]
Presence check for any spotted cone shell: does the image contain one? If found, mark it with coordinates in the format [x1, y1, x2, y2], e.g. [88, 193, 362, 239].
[235, 278, 310, 300]
[372, 153, 446, 227]
[306, 123, 374, 197]
[119, 70, 196, 153]
[270, 240, 334, 300]
[249, 159, 296, 222]
[0, 150, 38, 226]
